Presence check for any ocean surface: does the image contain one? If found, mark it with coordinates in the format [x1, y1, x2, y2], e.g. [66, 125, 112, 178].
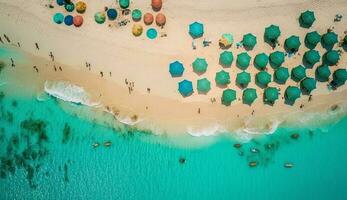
[1, 48, 347, 200]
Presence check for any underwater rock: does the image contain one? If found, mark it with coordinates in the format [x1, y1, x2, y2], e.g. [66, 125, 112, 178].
[233, 143, 242, 148]
[291, 133, 300, 140]
[62, 123, 71, 144]
[63, 163, 69, 184]
[179, 157, 186, 164]
[249, 161, 258, 167]
[330, 104, 339, 111]
[0, 61, 5, 73]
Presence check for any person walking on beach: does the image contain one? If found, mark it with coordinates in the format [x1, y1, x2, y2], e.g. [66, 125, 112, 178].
[49, 51, 54, 61]
[3, 34, 10, 43]
[33, 66, 39, 72]
[0, 36, 3, 44]
[35, 42, 39, 50]
[10, 58, 15, 67]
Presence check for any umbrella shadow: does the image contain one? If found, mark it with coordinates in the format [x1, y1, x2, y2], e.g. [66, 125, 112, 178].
[215, 83, 228, 89]
[342, 44, 347, 52]
[255, 81, 268, 89]
[262, 95, 275, 106]
[291, 74, 304, 82]
[235, 82, 248, 90]
[284, 98, 295, 106]
[263, 35, 277, 48]
[321, 42, 335, 51]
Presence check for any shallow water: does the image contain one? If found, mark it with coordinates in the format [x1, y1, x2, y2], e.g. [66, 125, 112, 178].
[0, 81, 347, 200]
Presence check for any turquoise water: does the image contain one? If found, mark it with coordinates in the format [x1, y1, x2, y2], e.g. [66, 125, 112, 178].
[1, 47, 347, 199]
[0, 84, 347, 200]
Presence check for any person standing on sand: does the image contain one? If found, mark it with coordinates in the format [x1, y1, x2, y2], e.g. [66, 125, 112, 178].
[10, 58, 15, 67]
[35, 43, 39, 50]
[3, 34, 10, 43]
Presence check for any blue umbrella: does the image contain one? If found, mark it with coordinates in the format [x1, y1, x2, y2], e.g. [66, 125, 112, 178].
[56, 0, 65, 6]
[178, 80, 193, 97]
[189, 22, 204, 38]
[107, 8, 118, 20]
[64, 15, 73, 26]
[146, 28, 157, 39]
[169, 61, 184, 77]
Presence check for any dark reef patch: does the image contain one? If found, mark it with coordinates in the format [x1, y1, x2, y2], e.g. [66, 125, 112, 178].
[62, 123, 71, 144]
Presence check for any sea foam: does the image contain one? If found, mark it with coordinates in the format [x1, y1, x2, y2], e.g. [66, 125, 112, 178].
[187, 124, 225, 137]
[44, 80, 101, 107]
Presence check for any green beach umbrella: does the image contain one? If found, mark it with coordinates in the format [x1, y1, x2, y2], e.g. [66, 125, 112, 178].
[291, 65, 306, 82]
[300, 77, 316, 94]
[197, 78, 211, 93]
[189, 22, 204, 38]
[119, 0, 130, 9]
[305, 31, 321, 49]
[256, 71, 272, 87]
[254, 53, 269, 70]
[285, 86, 301, 103]
[94, 12, 106, 24]
[215, 70, 230, 86]
[192, 58, 208, 74]
[221, 89, 236, 106]
[219, 33, 233, 48]
[344, 35, 347, 44]
[299, 10, 316, 28]
[219, 51, 233, 67]
[264, 24, 281, 44]
[332, 69, 347, 87]
[316, 65, 331, 81]
[53, 13, 64, 24]
[236, 52, 251, 70]
[274, 67, 289, 84]
[285, 35, 301, 53]
[321, 32, 338, 49]
[132, 9, 142, 21]
[324, 50, 340, 66]
[178, 80, 193, 97]
[269, 51, 285, 68]
[236, 71, 251, 87]
[242, 33, 257, 50]
[303, 49, 320, 67]
[264, 87, 279, 104]
[243, 88, 257, 105]
[169, 61, 184, 77]
[65, 3, 75, 12]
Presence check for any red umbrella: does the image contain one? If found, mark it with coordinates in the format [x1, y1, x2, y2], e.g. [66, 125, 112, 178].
[144, 13, 154, 25]
[73, 15, 83, 27]
[151, 0, 162, 11]
[155, 13, 166, 27]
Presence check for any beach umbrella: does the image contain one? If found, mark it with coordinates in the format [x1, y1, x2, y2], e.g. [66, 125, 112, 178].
[256, 71, 271, 87]
[264, 87, 279, 104]
[299, 10, 315, 28]
[151, 0, 162, 11]
[155, 13, 166, 26]
[95, 12, 106, 24]
[219, 33, 233, 48]
[305, 31, 321, 49]
[344, 35, 347, 44]
[243, 88, 257, 105]
[236, 52, 251, 70]
[303, 49, 320, 67]
[264, 24, 281, 44]
[274, 67, 289, 84]
[324, 50, 340, 66]
[284, 35, 301, 53]
[300, 77, 316, 94]
[221, 89, 236, 106]
[107, 9, 118, 20]
[169, 61, 184, 77]
[146, 28, 158, 39]
[178, 80, 193, 97]
[144, 13, 154, 25]
[132, 24, 143, 36]
[242, 33, 257, 50]
[332, 69, 347, 87]
[197, 78, 211, 93]
[119, 0, 130, 9]
[254, 53, 268, 70]
[64, 15, 73, 26]
[285, 86, 301, 103]
[219, 51, 233, 67]
[53, 13, 64, 24]
[321, 32, 338, 49]
[316, 65, 331, 81]
[192, 58, 208, 74]
[57, 0, 65, 6]
[215, 70, 230, 86]
[65, 3, 75, 12]
[132, 9, 142, 21]
[76, 1, 87, 14]
[189, 22, 204, 38]
[236, 71, 251, 87]
[269, 51, 285, 68]
[73, 15, 83, 27]
[291, 65, 306, 82]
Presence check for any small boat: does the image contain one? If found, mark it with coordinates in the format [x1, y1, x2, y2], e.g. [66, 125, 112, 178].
[249, 161, 257, 167]
[284, 162, 294, 168]
[104, 141, 112, 147]
[290, 133, 300, 140]
[92, 142, 100, 148]
[233, 143, 242, 148]
[250, 148, 260, 153]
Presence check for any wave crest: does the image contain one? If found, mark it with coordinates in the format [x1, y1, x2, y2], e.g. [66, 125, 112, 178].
[44, 80, 101, 107]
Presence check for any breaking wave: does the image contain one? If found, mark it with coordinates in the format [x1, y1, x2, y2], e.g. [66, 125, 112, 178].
[44, 80, 101, 107]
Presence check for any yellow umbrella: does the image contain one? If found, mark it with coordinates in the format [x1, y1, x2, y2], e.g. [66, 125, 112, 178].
[132, 24, 143, 37]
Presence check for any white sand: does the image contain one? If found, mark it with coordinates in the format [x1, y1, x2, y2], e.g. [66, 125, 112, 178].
[1, 0, 347, 137]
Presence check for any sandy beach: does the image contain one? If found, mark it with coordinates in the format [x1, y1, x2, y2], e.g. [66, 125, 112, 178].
[1, 0, 347, 137]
